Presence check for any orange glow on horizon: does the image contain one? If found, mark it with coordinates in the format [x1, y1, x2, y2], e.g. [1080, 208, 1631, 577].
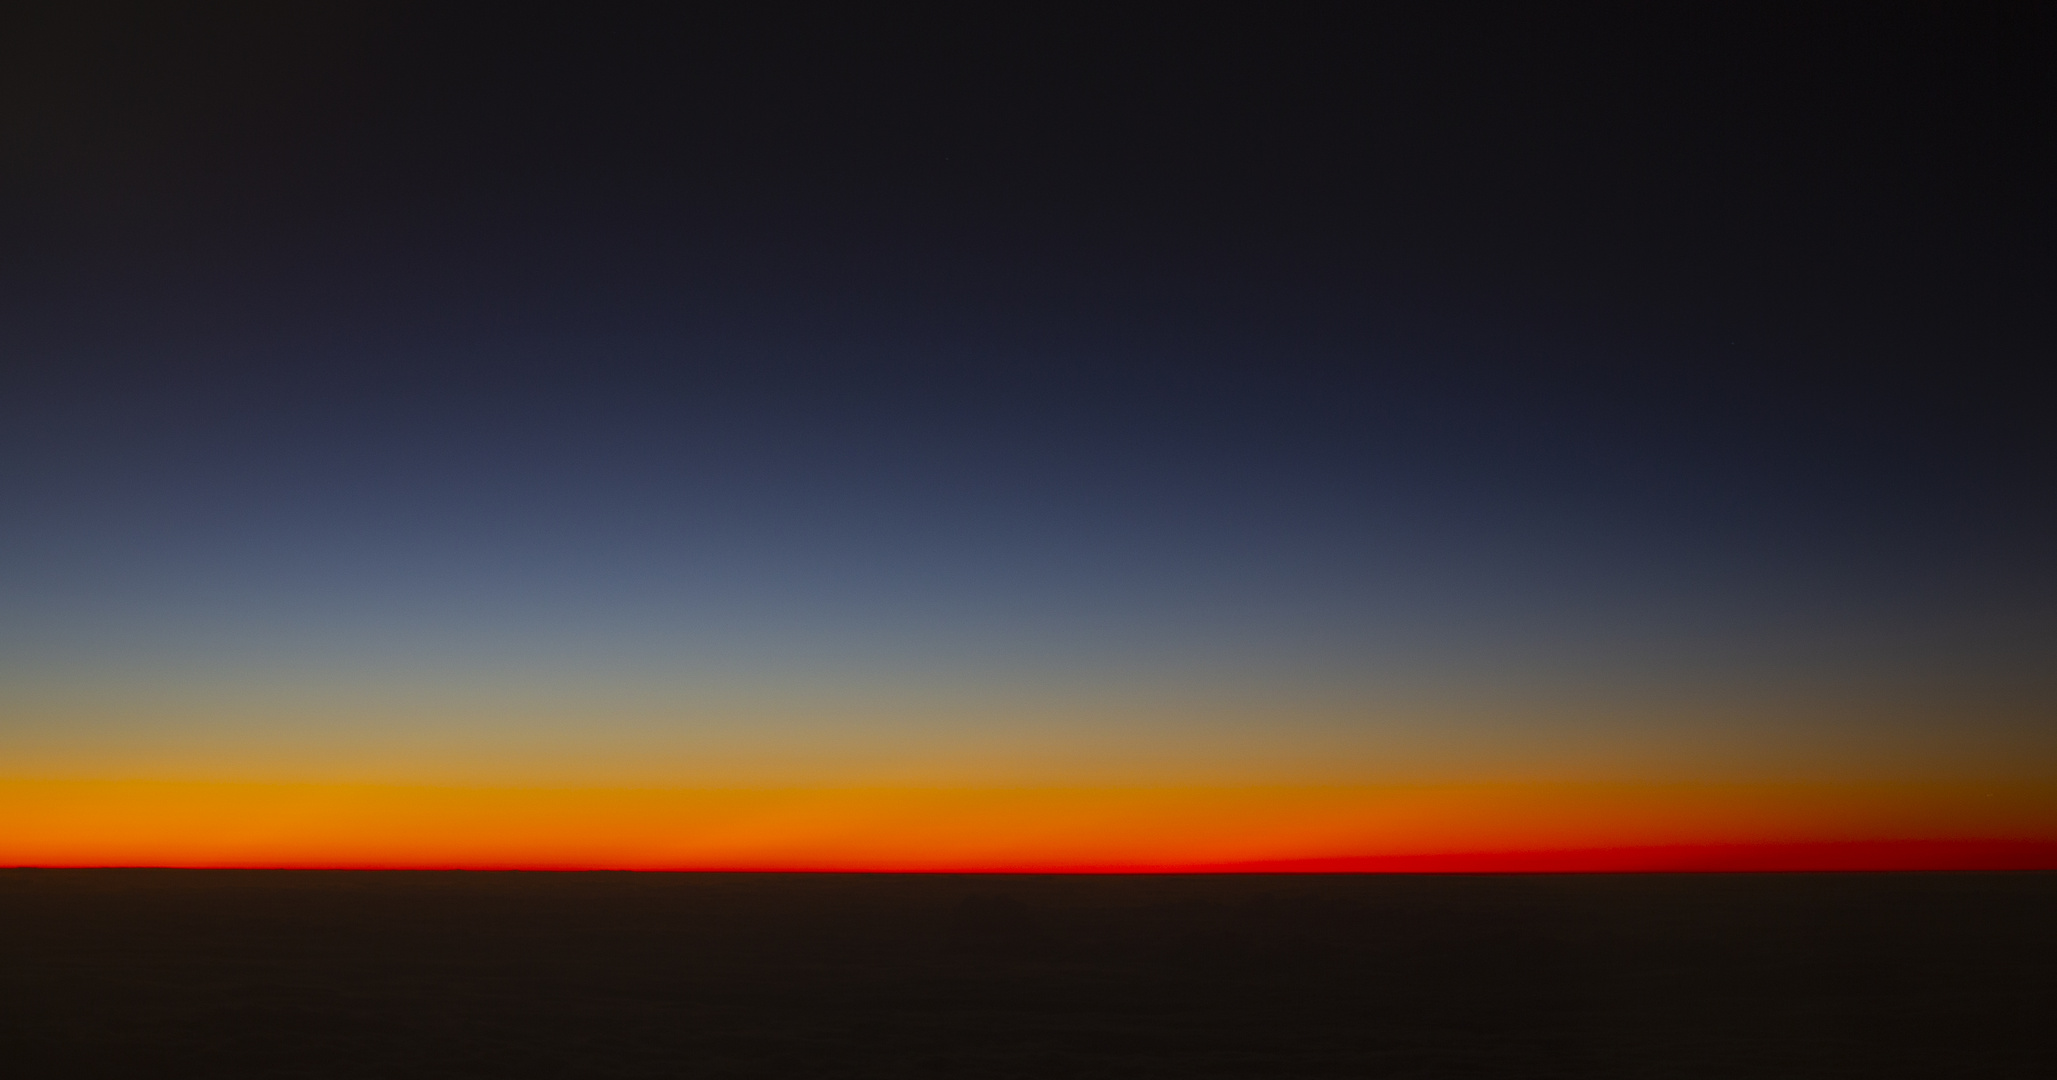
[6, 778, 2055, 872]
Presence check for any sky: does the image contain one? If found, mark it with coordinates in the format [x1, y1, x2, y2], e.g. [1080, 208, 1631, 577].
[3, 4, 2053, 870]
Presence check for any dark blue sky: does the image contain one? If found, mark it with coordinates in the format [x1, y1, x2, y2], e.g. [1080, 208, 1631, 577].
[2, 4, 2051, 784]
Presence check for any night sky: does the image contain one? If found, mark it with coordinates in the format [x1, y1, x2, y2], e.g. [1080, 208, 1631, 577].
[3, 4, 2052, 869]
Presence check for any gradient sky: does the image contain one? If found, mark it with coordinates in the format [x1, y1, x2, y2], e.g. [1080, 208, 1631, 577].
[3, 4, 2053, 869]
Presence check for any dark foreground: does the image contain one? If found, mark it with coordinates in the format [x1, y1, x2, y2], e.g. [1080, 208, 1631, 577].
[3, 870, 2052, 1078]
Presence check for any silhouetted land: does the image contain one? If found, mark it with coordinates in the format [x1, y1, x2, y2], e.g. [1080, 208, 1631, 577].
[3, 869, 2051, 1077]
